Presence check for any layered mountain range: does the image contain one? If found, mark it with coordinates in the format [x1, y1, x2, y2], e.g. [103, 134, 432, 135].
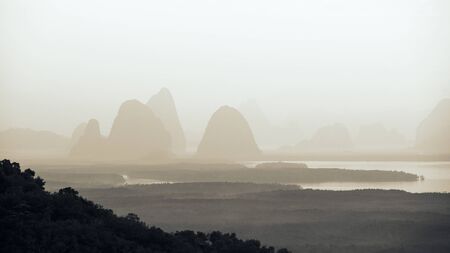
[1, 91, 449, 160]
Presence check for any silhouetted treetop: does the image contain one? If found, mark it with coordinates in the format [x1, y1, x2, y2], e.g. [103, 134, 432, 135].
[0, 159, 45, 193]
[0, 159, 290, 253]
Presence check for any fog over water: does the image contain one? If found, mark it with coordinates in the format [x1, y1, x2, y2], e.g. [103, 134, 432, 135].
[1, 1, 450, 253]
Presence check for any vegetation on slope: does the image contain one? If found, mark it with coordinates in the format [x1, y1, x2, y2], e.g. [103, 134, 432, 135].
[0, 159, 289, 253]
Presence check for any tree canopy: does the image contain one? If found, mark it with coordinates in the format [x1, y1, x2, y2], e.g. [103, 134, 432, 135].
[0, 159, 289, 253]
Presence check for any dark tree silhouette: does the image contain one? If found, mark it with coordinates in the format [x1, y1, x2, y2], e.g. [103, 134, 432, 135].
[0, 159, 290, 253]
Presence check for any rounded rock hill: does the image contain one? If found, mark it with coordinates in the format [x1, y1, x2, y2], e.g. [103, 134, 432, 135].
[197, 106, 260, 160]
[107, 100, 171, 160]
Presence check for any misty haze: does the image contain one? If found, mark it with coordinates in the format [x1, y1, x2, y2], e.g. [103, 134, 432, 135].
[1, 1, 449, 253]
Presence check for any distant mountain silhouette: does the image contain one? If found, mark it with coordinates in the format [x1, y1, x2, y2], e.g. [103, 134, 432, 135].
[0, 128, 69, 154]
[69, 122, 87, 147]
[147, 88, 186, 153]
[296, 123, 353, 151]
[416, 99, 450, 154]
[107, 100, 171, 160]
[70, 119, 106, 158]
[239, 100, 272, 147]
[239, 100, 302, 148]
[197, 106, 260, 160]
[356, 123, 406, 149]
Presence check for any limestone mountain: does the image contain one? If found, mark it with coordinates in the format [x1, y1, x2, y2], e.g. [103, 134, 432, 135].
[297, 123, 353, 151]
[416, 99, 450, 154]
[107, 100, 171, 160]
[0, 128, 69, 157]
[147, 88, 186, 153]
[356, 123, 406, 150]
[239, 100, 302, 149]
[69, 122, 87, 147]
[239, 100, 273, 147]
[70, 119, 106, 159]
[197, 106, 260, 160]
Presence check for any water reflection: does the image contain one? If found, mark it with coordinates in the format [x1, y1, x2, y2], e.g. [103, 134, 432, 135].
[244, 161, 450, 193]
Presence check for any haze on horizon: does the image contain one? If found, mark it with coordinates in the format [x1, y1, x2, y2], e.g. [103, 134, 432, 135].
[1, 0, 449, 148]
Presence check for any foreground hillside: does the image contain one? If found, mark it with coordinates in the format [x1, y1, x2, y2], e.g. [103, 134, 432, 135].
[82, 183, 450, 253]
[0, 159, 289, 253]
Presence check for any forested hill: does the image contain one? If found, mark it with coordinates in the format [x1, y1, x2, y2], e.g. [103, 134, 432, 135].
[0, 159, 289, 253]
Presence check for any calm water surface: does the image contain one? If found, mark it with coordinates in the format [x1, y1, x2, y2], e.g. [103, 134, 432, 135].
[244, 161, 450, 193]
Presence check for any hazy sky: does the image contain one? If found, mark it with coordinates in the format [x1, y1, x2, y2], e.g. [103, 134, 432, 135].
[1, 0, 449, 143]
